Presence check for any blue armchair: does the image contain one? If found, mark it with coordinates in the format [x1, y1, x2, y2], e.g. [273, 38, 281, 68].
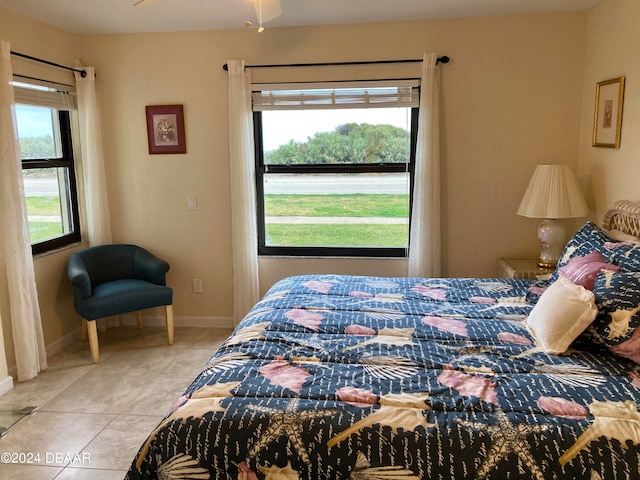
[67, 244, 173, 363]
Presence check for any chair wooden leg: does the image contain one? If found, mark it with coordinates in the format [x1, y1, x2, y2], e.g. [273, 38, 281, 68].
[80, 319, 88, 342]
[165, 305, 174, 345]
[136, 311, 143, 329]
[86, 320, 100, 363]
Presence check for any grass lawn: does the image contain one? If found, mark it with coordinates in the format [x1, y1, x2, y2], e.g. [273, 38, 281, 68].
[265, 194, 409, 247]
[29, 222, 63, 242]
[26, 196, 63, 243]
[26, 196, 62, 215]
[266, 224, 408, 247]
[265, 194, 408, 217]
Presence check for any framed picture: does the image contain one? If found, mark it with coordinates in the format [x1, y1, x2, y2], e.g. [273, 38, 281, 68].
[145, 104, 186, 154]
[592, 77, 625, 148]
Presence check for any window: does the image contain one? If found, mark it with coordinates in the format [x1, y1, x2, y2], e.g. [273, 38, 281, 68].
[13, 80, 81, 255]
[253, 80, 419, 257]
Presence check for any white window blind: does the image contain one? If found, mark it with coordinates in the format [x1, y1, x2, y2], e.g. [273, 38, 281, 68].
[252, 80, 419, 111]
[12, 78, 77, 110]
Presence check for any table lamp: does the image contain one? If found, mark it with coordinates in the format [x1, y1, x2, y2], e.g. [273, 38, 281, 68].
[517, 164, 588, 268]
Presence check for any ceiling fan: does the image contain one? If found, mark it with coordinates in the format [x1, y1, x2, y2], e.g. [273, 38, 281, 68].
[134, 0, 282, 32]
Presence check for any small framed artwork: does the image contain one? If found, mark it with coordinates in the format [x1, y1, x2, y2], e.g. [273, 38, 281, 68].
[592, 77, 625, 148]
[145, 104, 186, 154]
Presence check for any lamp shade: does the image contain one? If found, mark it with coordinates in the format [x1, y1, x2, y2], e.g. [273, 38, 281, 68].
[517, 164, 588, 219]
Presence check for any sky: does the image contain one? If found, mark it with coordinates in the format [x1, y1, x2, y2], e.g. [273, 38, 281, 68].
[15, 104, 55, 137]
[262, 107, 411, 151]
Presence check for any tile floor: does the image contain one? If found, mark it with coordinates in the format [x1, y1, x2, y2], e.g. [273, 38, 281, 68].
[0, 325, 233, 480]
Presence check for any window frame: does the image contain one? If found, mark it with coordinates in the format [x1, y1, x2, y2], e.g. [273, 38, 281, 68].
[254, 106, 419, 257]
[19, 108, 82, 255]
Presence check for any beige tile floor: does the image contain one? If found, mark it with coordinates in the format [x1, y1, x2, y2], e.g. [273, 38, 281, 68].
[0, 325, 233, 480]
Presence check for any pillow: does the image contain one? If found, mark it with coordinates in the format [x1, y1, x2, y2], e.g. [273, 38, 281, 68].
[551, 222, 617, 284]
[557, 250, 620, 290]
[581, 271, 640, 352]
[525, 275, 597, 355]
[551, 221, 640, 282]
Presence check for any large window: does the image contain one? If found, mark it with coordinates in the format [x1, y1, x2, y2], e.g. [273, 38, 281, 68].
[13, 80, 81, 255]
[253, 80, 419, 257]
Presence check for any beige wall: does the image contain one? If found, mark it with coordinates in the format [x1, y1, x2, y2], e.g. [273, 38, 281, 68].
[577, 0, 640, 218]
[1, 9, 590, 373]
[80, 12, 587, 294]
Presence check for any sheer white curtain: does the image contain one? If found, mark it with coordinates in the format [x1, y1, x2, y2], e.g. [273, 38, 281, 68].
[74, 67, 112, 247]
[408, 52, 442, 278]
[0, 41, 47, 381]
[74, 67, 115, 330]
[227, 60, 260, 325]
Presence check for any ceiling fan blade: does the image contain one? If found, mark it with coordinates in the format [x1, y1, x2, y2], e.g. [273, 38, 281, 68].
[253, 0, 282, 23]
[134, 0, 158, 6]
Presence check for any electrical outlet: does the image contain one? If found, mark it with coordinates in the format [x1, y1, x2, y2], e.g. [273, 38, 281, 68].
[192, 278, 203, 294]
[187, 196, 197, 210]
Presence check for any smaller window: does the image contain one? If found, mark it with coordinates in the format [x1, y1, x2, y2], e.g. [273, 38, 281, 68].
[15, 89, 81, 255]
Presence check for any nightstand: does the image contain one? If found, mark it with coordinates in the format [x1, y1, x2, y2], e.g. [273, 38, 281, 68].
[497, 257, 553, 280]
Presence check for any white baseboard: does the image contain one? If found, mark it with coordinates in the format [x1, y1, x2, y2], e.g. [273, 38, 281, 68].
[6, 329, 81, 383]
[120, 314, 234, 329]
[178, 316, 234, 328]
[46, 326, 82, 359]
[0, 375, 14, 396]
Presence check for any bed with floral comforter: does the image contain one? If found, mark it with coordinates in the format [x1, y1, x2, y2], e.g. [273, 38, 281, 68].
[126, 242, 640, 480]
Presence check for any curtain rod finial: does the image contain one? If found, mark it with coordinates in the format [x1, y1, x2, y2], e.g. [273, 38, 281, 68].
[436, 56, 450, 65]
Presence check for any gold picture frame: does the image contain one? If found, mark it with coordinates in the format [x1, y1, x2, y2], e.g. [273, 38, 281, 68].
[592, 77, 625, 148]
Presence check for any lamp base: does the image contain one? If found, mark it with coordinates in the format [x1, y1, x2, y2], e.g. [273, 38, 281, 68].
[537, 259, 558, 269]
[537, 218, 567, 269]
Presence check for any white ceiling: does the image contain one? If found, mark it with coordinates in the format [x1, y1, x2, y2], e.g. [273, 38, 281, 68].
[0, 0, 601, 35]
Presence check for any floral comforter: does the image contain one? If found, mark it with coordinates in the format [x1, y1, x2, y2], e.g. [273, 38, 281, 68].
[126, 274, 640, 479]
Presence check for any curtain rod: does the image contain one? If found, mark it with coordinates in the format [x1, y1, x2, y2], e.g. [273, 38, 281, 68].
[222, 56, 450, 71]
[10, 50, 87, 78]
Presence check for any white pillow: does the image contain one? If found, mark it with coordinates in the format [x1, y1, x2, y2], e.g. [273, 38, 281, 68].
[526, 275, 597, 354]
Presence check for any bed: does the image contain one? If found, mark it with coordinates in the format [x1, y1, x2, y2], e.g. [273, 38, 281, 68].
[126, 200, 640, 480]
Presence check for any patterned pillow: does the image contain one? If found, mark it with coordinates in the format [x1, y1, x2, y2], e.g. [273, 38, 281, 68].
[580, 271, 640, 356]
[549, 221, 640, 283]
[551, 222, 617, 284]
[557, 250, 620, 290]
